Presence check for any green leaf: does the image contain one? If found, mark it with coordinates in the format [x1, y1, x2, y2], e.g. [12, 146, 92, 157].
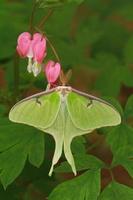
[93, 54, 122, 97]
[90, 53, 120, 69]
[0, 124, 44, 189]
[93, 21, 128, 56]
[121, 65, 133, 87]
[124, 36, 133, 64]
[106, 124, 133, 154]
[0, 105, 6, 117]
[112, 145, 133, 177]
[124, 95, 133, 119]
[0, 142, 27, 190]
[98, 181, 133, 200]
[95, 64, 133, 97]
[116, 4, 133, 21]
[0, 185, 18, 200]
[55, 154, 104, 173]
[71, 136, 86, 155]
[0, 118, 11, 126]
[0, 2, 28, 58]
[28, 132, 44, 168]
[49, 169, 101, 200]
[107, 123, 133, 178]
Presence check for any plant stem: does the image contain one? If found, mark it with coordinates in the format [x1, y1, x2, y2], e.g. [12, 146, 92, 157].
[35, 26, 60, 61]
[46, 36, 60, 62]
[109, 169, 115, 181]
[29, 0, 37, 34]
[38, 9, 54, 29]
[13, 52, 20, 102]
[35, 8, 59, 61]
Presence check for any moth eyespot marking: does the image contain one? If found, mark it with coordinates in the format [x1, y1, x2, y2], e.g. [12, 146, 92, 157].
[87, 100, 93, 108]
[36, 98, 42, 107]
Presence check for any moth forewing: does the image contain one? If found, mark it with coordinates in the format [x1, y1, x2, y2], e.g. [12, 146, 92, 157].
[9, 90, 61, 130]
[67, 89, 121, 131]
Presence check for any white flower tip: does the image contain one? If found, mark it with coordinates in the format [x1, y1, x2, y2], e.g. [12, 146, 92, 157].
[27, 65, 32, 73]
[33, 72, 38, 77]
[32, 62, 42, 77]
[27, 58, 33, 73]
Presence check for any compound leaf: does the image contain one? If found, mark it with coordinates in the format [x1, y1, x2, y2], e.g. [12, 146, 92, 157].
[49, 169, 101, 200]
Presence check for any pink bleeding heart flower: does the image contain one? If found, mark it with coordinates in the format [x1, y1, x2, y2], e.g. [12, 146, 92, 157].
[32, 36, 47, 76]
[16, 32, 47, 77]
[17, 32, 31, 57]
[45, 60, 61, 84]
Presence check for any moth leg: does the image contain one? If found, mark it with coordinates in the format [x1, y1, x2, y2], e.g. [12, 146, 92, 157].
[87, 99, 93, 108]
[36, 97, 42, 106]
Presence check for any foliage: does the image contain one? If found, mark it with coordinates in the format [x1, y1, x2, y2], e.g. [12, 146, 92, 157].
[49, 169, 101, 200]
[98, 181, 133, 200]
[1, 0, 133, 199]
[0, 121, 44, 189]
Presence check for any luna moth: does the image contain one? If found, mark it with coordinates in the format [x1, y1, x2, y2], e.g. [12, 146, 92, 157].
[9, 86, 121, 176]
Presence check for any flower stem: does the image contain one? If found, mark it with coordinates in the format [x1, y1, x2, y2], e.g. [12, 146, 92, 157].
[35, 26, 61, 62]
[35, 8, 60, 62]
[13, 52, 20, 102]
[29, 0, 37, 34]
[38, 9, 54, 29]
[46, 36, 60, 62]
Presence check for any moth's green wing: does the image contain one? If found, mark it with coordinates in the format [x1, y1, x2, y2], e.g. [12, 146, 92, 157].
[9, 90, 61, 129]
[9, 90, 62, 176]
[42, 105, 65, 176]
[63, 116, 93, 176]
[67, 91, 121, 131]
[42, 104, 93, 176]
[9, 87, 121, 177]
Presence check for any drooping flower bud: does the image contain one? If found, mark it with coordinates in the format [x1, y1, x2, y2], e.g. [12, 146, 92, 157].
[45, 60, 61, 84]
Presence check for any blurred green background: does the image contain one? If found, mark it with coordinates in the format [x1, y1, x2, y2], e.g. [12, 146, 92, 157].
[1, 0, 133, 199]
[1, 0, 133, 98]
